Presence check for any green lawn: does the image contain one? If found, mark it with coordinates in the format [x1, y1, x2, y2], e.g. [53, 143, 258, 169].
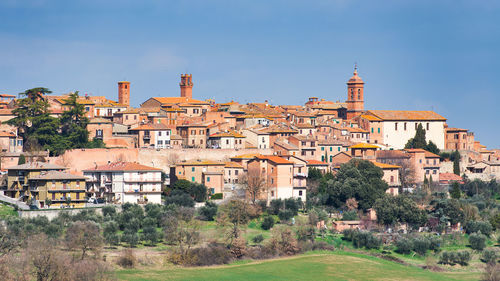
[115, 251, 480, 281]
[0, 203, 17, 218]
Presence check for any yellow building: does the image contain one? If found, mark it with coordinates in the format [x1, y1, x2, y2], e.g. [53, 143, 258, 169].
[3, 162, 86, 208]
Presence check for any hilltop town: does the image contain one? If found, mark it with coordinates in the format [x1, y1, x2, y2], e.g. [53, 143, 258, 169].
[0, 67, 499, 280]
[0, 67, 497, 208]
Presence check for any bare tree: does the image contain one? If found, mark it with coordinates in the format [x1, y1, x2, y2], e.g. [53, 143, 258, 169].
[166, 153, 180, 166]
[399, 159, 416, 193]
[217, 200, 251, 244]
[65, 221, 103, 260]
[240, 168, 266, 204]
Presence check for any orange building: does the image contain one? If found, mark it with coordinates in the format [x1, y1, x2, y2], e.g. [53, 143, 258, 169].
[346, 66, 365, 120]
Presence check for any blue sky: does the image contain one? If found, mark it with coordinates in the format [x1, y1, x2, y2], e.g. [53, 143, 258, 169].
[0, 0, 499, 148]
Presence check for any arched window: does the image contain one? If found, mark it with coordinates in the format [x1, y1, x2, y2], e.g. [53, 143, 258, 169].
[350, 88, 354, 99]
[357, 89, 361, 99]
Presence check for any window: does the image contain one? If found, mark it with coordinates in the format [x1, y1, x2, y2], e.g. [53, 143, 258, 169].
[126, 115, 128, 120]
[404, 123, 407, 131]
[301, 141, 306, 146]
[329, 155, 333, 162]
[426, 123, 429, 130]
[301, 151, 306, 156]
[378, 128, 380, 133]
[134, 115, 137, 120]
[271, 191, 274, 197]
[338, 147, 340, 151]
[235, 170, 238, 175]
[433, 170, 437, 174]
[52, 193, 55, 200]
[390, 176, 394, 183]
[192, 177, 195, 182]
[321, 155, 325, 162]
[321, 147, 324, 151]
[415, 123, 418, 130]
[299, 190, 303, 196]
[426, 170, 430, 174]
[199, 130, 204, 134]
[271, 178, 274, 184]
[371, 128, 373, 133]
[350, 88, 354, 99]
[76, 192, 80, 199]
[107, 109, 112, 116]
[262, 137, 265, 143]
[330, 147, 332, 151]
[207, 177, 210, 182]
[191, 167, 195, 172]
[158, 140, 163, 145]
[200, 139, 203, 145]
[395, 123, 398, 131]
[357, 89, 361, 99]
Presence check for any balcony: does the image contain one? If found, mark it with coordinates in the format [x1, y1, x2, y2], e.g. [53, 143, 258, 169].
[294, 173, 307, 178]
[143, 134, 151, 140]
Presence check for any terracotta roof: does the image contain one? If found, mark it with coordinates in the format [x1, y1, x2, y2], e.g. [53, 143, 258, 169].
[129, 123, 170, 131]
[360, 114, 382, 121]
[0, 131, 16, 137]
[274, 141, 299, 150]
[177, 160, 225, 166]
[372, 161, 401, 169]
[367, 110, 446, 121]
[89, 117, 112, 124]
[254, 155, 293, 165]
[306, 160, 328, 166]
[295, 123, 315, 129]
[350, 143, 379, 149]
[8, 162, 66, 170]
[439, 173, 463, 183]
[30, 171, 86, 180]
[84, 162, 161, 172]
[151, 97, 209, 105]
[376, 150, 410, 159]
[225, 162, 244, 168]
[231, 153, 263, 159]
[209, 130, 245, 138]
[347, 127, 369, 133]
[404, 148, 440, 158]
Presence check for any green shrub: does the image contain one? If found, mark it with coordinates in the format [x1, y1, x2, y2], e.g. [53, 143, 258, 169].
[465, 221, 493, 237]
[199, 201, 218, 221]
[395, 238, 413, 255]
[342, 229, 357, 241]
[261, 216, 275, 230]
[413, 237, 431, 256]
[469, 233, 487, 251]
[278, 210, 294, 222]
[342, 210, 358, 221]
[456, 251, 471, 266]
[439, 250, 471, 266]
[344, 229, 381, 250]
[269, 199, 283, 215]
[481, 249, 498, 264]
[252, 234, 264, 244]
[210, 193, 223, 200]
[427, 235, 441, 252]
[284, 198, 301, 216]
[164, 190, 195, 207]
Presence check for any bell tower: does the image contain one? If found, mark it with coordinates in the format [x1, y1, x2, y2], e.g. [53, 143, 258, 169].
[180, 74, 193, 99]
[346, 65, 364, 119]
[118, 81, 130, 107]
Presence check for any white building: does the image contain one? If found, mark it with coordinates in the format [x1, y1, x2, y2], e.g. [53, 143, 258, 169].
[242, 128, 270, 149]
[84, 162, 163, 205]
[362, 110, 446, 149]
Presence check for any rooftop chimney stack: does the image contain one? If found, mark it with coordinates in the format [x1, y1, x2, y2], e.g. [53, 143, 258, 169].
[118, 81, 130, 107]
[180, 74, 193, 99]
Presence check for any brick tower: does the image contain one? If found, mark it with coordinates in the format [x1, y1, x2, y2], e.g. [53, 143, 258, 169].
[346, 65, 364, 119]
[118, 81, 130, 107]
[180, 74, 193, 99]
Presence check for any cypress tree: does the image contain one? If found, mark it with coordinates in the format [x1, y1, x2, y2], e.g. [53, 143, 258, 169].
[453, 150, 460, 175]
[450, 182, 461, 199]
[18, 154, 26, 165]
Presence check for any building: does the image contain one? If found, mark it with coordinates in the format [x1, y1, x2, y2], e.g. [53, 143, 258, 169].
[346, 66, 365, 120]
[171, 160, 225, 195]
[361, 110, 446, 149]
[0, 131, 23, 153]
[445, 127, 475, 151]
[84, 162, 163, 205]
[118, 81, 130, 107]
[3, 162, 86, 208]
[129, 123, 171, 149]
[180, 74, 193, 99]
[405, 148, 441, 183]
[372, 161, 400, 195]
[247, 155, 295, 201]
[207, 130, 246, 149]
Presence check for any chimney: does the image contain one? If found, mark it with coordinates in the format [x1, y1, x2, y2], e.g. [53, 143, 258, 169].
[118, 81, 130, 107]
[180, 74, 193, 99]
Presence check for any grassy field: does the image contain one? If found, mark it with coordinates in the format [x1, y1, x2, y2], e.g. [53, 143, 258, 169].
[0, 203, 17, 219]
[115, 251, 481, 281]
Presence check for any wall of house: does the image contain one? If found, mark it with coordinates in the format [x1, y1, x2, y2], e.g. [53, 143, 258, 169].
[382, 120, 445, 149]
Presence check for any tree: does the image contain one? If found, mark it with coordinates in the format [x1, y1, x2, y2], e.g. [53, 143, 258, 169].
[103, 220, 120, 246]
[217, 200, 251, 243]
[374, 194, 427, 228]
[322, 159, 388, 211]
[199, 201, 218, 221]
[469, 233, 487, 251]
[18, 154, 26, 165]
[65, 221, 103, 260]
[425, 141, 440, 155]
[450, 182, 461, 199]
[399, 160, 416, 193]
[141, 218, 160, 245]
[405, 123, 427, 149]
[60, 92, 89, 149]
[241, 169, 266, 204]
[453, 150, 460, 175]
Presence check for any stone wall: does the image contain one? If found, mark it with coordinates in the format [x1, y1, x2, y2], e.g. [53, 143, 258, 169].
[48, 147, 273, 175]
[18, 207, 104, 221]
